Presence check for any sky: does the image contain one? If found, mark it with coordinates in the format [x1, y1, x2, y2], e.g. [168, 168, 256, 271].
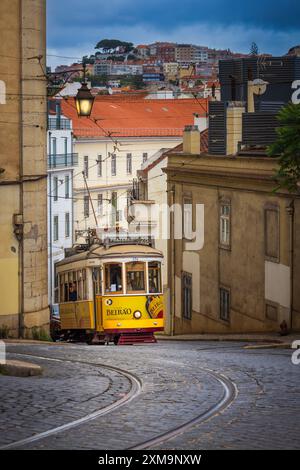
[47, 0, 300, 68]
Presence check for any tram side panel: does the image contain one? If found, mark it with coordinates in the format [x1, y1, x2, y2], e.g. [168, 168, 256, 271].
[100, 295, 164, 333]
[60, 301, 95, 330]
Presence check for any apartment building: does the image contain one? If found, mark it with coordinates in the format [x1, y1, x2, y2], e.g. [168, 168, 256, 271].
[61, 97, 208, 236]
[47, 110, 77, 307]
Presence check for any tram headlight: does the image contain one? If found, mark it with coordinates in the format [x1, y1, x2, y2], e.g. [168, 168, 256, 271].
[133, 310, 142, 319]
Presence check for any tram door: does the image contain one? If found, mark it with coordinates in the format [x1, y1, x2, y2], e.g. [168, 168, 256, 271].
[92, 268, 104, 331]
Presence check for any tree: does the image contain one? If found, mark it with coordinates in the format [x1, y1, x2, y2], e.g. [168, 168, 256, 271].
[267, 103, 300, 193]
[250, 42, 259, 56]
[95, 39, 134, 53]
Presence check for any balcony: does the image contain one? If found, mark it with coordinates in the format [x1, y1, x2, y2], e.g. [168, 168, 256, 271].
[48, 153, 79, 169]
[48, 117, 72, 131]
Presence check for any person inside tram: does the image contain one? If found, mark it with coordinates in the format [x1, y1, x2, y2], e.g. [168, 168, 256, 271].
[107, 265, 122, 292]
[69, 283, 78, 302]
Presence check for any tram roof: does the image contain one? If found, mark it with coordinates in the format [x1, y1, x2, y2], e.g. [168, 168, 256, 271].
[57, 243, 163, 267]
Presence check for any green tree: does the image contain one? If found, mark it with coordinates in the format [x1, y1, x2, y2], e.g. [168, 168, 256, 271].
[250, 42, 259, 56]
[267, 103, 300, 193]
[95, 39, 134, 53]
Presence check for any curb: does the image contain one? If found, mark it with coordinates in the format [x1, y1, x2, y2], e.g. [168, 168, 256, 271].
[0, 360, 42, 377]
[155, 334, 285, 344]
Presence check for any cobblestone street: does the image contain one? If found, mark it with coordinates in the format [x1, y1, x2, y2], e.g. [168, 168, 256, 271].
[0, 341, 299, 450]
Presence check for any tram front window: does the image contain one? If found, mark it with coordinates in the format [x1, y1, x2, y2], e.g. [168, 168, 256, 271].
[148, 262, 162, 293]
[126, 262, 146, 293]
[105, 264, 123, 293]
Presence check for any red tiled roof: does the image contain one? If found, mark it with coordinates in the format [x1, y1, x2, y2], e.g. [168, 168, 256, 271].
[61, 97, 208, 138]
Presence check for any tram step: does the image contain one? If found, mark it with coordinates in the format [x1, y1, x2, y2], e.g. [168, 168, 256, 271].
[117, 333, 157, 345]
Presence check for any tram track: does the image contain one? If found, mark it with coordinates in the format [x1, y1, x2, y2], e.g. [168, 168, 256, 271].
[131, 367, 238, 450]
[0, 353, 142, 451]
[1, 351, 238, 450]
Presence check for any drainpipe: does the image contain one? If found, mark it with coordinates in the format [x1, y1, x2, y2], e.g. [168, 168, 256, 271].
[170, 184, 176, 336]
[49, 132, 53, 309]
[287, 200, 295, 330]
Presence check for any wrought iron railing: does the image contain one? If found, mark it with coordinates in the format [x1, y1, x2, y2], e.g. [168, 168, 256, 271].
[48, 153, 78, 169]
[48, 117, 72, 130]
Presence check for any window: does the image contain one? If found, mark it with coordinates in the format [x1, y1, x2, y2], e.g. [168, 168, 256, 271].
[60, 269, 87, 303]
[143, 153, 148, 163]
[63, 137, 68, 165]
[52, 137, 57, 156]
[84, 195, 89, 218]
[53, 176, 58, 201]
[111, 191, 117, 225]
[98, 194, 103, 216]
[53, 215, 59, 241]
[111, 153, 116, 176]
[84, 156, 89, 178]
[104, 263, 123, 293]
[93, 268, 102, 296]
[265, 206, 279, 261]
[182, 272, 192, 320]
[127, 153, 132, 174]
[183, 198, 193, 240]
[65, 212, 70, 238]
[65, 175, 70, 199]
[148, 262, 162, 293]
[97, 155, 102, 177]
[126, 263, 146, 293]
[220, 288, 230, 321]
[220, 202, 231, 247]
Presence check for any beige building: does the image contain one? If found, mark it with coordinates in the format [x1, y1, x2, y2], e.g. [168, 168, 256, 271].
[163, 125, 300, 335]
[0, 0, 48, 337]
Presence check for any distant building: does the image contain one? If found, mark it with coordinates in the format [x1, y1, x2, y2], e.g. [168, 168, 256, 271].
[163, 62, 179, 80]
[94, 60, 113, 76]
[136, 45, 150, 58]
[111, 63, 143, 76]
[175, 44, 194, 63]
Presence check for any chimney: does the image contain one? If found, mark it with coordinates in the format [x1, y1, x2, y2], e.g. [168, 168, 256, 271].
[183, 125, 201, 154]
[226, 103, 245, 155]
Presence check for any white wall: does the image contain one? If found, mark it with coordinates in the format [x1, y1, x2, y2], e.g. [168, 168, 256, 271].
[47, 116, 75, 305]
[73, 137, 182, 233]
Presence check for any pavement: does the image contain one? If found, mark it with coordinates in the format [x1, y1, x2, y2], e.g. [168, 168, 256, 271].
[0, 340, 299, 450]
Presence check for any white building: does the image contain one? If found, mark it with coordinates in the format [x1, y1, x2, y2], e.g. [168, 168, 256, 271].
[61, 97, 208, 238]
[47, 108, 78, 306]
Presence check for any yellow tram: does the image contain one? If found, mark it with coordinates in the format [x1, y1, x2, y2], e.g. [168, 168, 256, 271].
[56, 241, 164, 345]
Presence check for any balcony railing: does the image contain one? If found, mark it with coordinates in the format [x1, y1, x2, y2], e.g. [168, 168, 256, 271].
[48, 117, 72, 131]
[48, 153, 79, 169]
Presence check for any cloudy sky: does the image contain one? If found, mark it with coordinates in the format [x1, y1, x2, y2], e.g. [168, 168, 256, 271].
[47, 0, 299, 68]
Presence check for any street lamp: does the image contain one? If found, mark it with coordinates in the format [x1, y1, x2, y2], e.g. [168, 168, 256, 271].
[75, 64, 95, 117]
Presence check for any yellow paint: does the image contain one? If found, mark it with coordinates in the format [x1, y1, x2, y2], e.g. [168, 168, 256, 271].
[60, 301, 95, 330]
[0, 258, 19, 315]
[101, 295, 164, 331]
[60, 295, 165, 332]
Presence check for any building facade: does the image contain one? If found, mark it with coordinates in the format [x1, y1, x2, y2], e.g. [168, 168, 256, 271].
[47, 112, 77, 307]
[0, 0, 48, 338]
[61, 97, 208, 238]
[164, 137, 300, 334]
